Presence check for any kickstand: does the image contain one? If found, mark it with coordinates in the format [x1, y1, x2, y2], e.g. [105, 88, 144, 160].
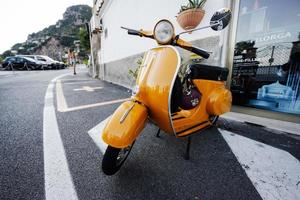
[156, 128, 160, 137]
[184, 137, 192, 160]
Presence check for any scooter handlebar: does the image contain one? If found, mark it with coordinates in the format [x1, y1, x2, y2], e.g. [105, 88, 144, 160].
[127, 29, 141, 36]
[121, 26, 142, 36]
[174, 37, 210, 59]
[189, 46, 210, 59]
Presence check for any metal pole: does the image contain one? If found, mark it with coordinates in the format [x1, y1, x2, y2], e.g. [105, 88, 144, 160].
[87, 22, 95, 77]
[9, 62, 15, 73]
[24, 62, 29, 71]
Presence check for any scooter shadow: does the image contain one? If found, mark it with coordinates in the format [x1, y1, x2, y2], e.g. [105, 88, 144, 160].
[102, 124, 260, 200]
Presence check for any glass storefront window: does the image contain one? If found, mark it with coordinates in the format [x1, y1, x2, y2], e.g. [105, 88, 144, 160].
[231, 0, 300, 115]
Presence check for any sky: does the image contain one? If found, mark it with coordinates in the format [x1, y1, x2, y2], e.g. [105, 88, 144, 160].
[0, 0, 92, 54]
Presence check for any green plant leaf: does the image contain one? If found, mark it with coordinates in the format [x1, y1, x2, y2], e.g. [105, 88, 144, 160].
[179, 0, 206, 13]
[188, 0, 195, 8]
[128, 57, 143, 80]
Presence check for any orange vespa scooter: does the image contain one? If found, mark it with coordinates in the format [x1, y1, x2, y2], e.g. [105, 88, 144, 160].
[101, 8, 232, 175]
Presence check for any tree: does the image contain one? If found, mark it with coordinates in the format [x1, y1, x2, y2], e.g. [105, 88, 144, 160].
[11, 43, 23, 50]
[1, 50, 12, 58]
[78, 27, 90, 51]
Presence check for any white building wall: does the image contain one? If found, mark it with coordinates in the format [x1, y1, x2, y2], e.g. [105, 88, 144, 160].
[100, 0, 227, 64]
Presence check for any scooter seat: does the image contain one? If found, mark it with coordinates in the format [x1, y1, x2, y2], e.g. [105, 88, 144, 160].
[189, 64, 229, 81]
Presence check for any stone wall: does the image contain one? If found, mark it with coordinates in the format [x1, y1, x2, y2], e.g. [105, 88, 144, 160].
[102, 53, 144, 88]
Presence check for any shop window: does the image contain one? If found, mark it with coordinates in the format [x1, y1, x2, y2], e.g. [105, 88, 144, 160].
[231, 0, 300, 115]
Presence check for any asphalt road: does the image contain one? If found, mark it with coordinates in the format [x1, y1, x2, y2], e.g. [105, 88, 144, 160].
[0, 70, 67, 199]
[1, 68, 299, 200]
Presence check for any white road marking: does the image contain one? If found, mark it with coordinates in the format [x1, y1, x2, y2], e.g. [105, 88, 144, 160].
[61, 79, 91, 82]
[64, 98, 130, 112]
[56, 79, 69, 112]
[73, 86, 103, 92]
[88, 116, 111, 154]
[43, 74, 78, 200]
[56, 80, 130, 112]
[56, 78, 129, 112]
[63, 81, 95, 85]
[220, 129, 300, 200]
[45, 91, 53, 99]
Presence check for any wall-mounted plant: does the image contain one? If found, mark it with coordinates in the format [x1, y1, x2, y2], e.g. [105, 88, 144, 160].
[128, 57, 143, 81]
[177, 0, 207, 30]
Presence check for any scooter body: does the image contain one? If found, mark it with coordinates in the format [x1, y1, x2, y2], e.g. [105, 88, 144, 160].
[103, 45, 231, 147]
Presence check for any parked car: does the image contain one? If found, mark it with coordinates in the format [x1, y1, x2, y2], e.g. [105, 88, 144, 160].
[38, 55, 66, 69]
[2, 56, 40, 70]
[18, 55, 50, 70]
[19, 55, 65, 69]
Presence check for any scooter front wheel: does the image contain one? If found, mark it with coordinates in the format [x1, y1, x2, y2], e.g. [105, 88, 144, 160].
[102, 143, 134, 175]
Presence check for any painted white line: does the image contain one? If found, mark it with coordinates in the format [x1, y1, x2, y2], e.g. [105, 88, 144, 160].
[56, 79, 69, 112]
[45, 91, 53, 99]
[56, 78, 129, 112]
[63, 81, 95, 85]
[220, 129, 300, 200]
[73, 86, 103, 92]
[88, 116, 111, 154]
[43, 74, 78, 200]
[64, 98, 130, 112]
[62, 79, 91, 82]
[221, 112, 300, 136]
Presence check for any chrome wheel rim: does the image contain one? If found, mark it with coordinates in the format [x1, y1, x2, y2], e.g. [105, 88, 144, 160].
[116, 146, 132, 166]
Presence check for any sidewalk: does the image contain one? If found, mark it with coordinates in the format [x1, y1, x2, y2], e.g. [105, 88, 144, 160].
[221, 112, 300, 136]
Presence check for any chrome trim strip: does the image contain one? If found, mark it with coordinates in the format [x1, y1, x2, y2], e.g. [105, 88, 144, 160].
[146, 45, 181, 135]
[119, 103, 135, 123]
[166, 45, 181, 136]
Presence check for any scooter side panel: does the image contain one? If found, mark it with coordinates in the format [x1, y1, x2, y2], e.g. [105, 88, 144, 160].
[206, 87, 232, 115]
[102, 101, 148, 148]
[172, 80, 231, 136]
[134, 46, 180, 133]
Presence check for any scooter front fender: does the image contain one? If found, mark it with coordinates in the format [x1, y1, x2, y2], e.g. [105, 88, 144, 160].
[102, 101, 148, 148]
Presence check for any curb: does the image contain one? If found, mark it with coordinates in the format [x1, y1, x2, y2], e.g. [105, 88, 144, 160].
[221, 112, 300, 136]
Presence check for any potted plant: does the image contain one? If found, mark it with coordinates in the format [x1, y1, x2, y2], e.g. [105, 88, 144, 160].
[177, 0, 207, 30]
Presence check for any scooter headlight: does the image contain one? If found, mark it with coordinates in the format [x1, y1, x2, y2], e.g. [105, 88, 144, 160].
[153, 19, 174, 45]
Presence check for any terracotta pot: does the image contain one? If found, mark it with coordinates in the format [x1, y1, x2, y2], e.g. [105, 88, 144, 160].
[177, 8, 205, 30]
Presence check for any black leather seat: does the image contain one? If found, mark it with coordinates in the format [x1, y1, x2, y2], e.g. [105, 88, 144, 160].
[189, 64, 229, 81]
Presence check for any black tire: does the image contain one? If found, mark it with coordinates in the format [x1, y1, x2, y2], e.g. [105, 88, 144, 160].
[102, 143, 134, 175]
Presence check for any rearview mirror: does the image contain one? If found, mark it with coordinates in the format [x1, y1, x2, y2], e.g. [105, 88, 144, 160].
[210, 8, 231, 31]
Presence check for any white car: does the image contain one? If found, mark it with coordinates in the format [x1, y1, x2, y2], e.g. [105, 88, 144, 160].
[38, 55, 65, 69]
